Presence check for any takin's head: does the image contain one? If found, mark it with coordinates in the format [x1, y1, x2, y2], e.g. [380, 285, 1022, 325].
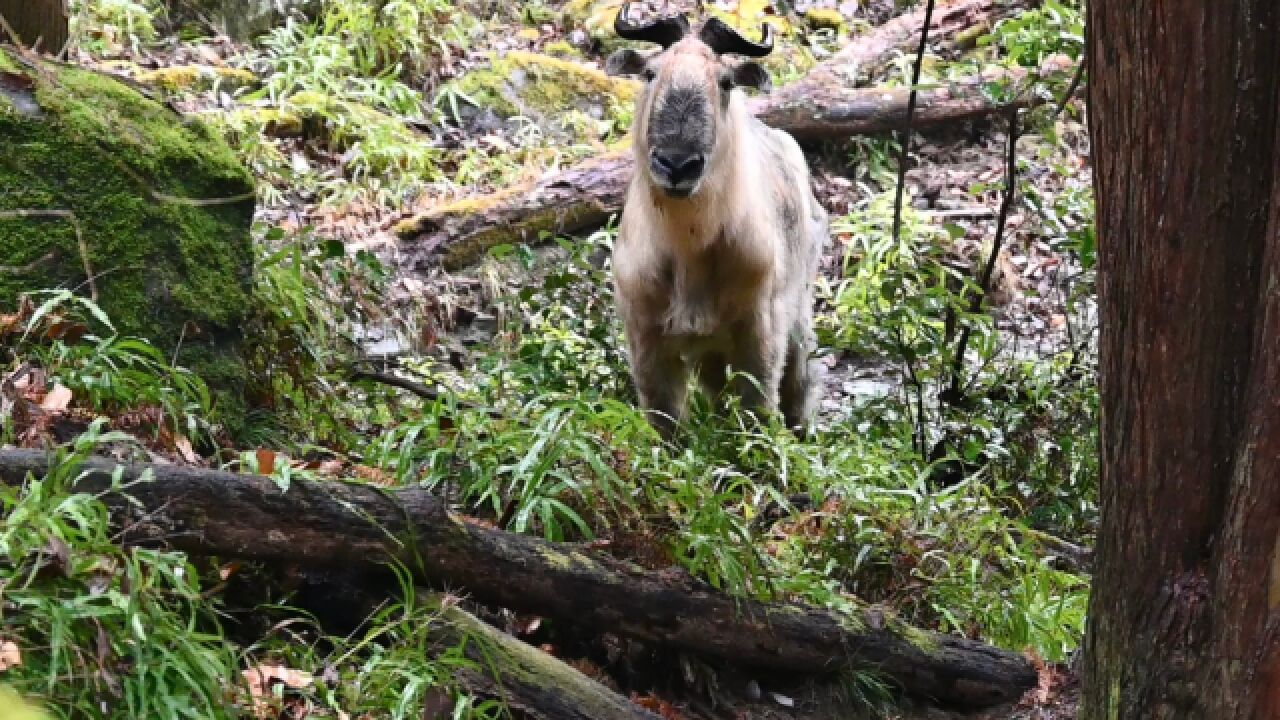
[605, 3, 774, 199]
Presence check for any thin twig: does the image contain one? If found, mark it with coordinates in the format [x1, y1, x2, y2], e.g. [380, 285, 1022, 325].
[889, 0, 938, 247]
[947, 109, 1021, 400]
[348, 368, 443, 401]
[893, 325, 928, 456]
[1051, 22, 1087, 122]
[0, 209, 96, 302]
[884, 0, 938, 457]
[346, 367, 502, 419]
[1051, 57, 1086, 121]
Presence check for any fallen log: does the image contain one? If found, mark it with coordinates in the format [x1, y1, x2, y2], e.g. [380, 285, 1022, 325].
[434, 596, 663, 720]
[0, 449, 1037, 710]
[397, 0, 1025, 271]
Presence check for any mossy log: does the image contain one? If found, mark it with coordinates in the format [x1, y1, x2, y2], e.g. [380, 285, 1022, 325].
[0, 449, 1038, 710]
[397, 0, 1021, 271]
[432, 597, 662, 720]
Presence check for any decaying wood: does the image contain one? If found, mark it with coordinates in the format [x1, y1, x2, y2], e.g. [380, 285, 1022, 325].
[431, 596, 662, 720]
[397, 0, 1026, 271]
[0, 449, 1037, 710]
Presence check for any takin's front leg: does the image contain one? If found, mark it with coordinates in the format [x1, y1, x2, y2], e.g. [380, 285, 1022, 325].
[727, 314, 787, 421]
[625, 325, 690, 438]
[779, 310, 821, 433]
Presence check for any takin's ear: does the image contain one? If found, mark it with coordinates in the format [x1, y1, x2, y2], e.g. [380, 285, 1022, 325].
[731, 62, 772, 93]
[605, 49, 648, 77]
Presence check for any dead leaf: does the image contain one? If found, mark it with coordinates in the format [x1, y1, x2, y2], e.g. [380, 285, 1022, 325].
[219, 562, 242, 581]
[456, 515, 499, 530]
[352, 464, 396, 487]
[1018, 649, 1054, 706]
[255, 449, 277, 476]
[0, 639, 22, 671]
[38, 383, 73, 412]
[242, 663, 315, 717]
[630, 693, 683, 719]
[316, 459, 345, 476]
[0, 71, 34, 93]
[244, 664, 314, 692]
[44, 319, 88, 343]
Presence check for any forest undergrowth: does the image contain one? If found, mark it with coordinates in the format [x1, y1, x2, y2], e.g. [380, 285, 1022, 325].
[1, 1, 1094, 718]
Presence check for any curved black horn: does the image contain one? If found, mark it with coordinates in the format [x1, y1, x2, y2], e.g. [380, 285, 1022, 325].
[614, 2, 690, 48]
[699, 17, 774, 57]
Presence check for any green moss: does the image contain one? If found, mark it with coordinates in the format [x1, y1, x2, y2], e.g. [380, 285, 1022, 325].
[805, 9, 845, 31]
[0, 50, 19, 73]
[436, 598, 637, 715]
[450, 51, 638, 140]
[136, 65, 259, 94]
[444, 199, 610, 271]
[563, 0, 619, 28]
[521, 3, 558, 26]
[229, 105, 304, 137]
[954, 21, 993, 50]
[0, 47, 255, 429]
[543, 40, 581, 58]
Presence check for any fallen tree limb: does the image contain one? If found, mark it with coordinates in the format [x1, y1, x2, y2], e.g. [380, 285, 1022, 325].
[397, 0, 1026, 271]
[433, 596, 662, 720]
[0, 449, 1036, 710]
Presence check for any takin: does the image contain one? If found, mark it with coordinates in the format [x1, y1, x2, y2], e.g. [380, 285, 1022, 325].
[604, 3, 828, 437]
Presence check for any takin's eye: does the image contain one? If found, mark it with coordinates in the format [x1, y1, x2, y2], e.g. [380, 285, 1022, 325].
[718, 73, 733, 92]
[642, 68, 656, 82]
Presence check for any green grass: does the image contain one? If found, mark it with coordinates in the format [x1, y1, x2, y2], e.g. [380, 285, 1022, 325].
[3, 1, 1099, 714]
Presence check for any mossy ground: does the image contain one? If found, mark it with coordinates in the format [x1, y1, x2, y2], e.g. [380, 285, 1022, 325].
[0, 46, 255, 427]
[452, 50, 638, 139]
[136, 64, 259, 94]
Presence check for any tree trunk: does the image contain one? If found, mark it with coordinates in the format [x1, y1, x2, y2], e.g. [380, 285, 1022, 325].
[1081, 3, 1280, 719]
[0, 0, 68, 54]
[396, 0, 1033, 272]
[0, 449, 1037, 710]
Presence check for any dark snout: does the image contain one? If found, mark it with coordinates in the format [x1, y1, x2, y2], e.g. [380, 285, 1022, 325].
[649, 148, 706, 198]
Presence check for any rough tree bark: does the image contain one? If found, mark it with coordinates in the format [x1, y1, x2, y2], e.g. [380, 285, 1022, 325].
[0, 449, 1037, 710]
[0, 0, 69, 54]
[396, 0, 1032, 272]
[1082, 3, 1280, 719]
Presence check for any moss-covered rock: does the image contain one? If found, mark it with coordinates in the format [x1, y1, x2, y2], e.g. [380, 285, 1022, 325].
[543, 40, 582, 59]
[447, 51, 638, 141]
[0, 47, 255, 426]
[562, 0, 627, 52]
[804, 8, 846, 32]
[136, 64, 259, 95]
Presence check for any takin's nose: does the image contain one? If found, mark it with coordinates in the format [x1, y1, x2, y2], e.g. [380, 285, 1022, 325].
[649, 149, 706, 190]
